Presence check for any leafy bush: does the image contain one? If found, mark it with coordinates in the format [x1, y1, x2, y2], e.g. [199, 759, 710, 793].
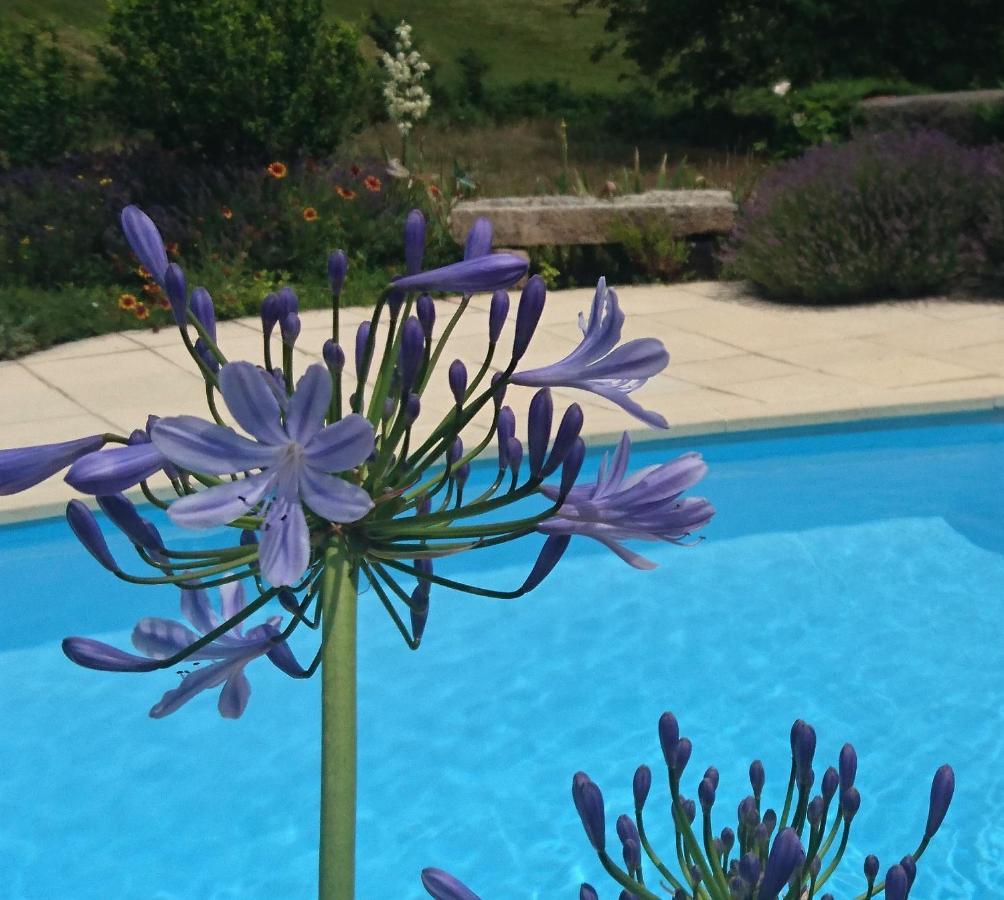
[0, 147, 456, 290]
[724, 131, 998, 302]
[573, 0, 1004, 99]
[0, 24, 92, 168]
[99, 0, 369, 162]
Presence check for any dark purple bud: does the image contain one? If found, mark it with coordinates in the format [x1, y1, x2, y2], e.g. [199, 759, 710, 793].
[658, 711, 680, 768]
[382, 397, 396, 421]
[417, 294, 436, 339]
[621, 838, 640, 872]
[738, 852, 760, 885]
[674, 738, 693, 776]
[448, 359, 468, 405]
[883, 864, 908, 900]
[261, 293, 281, 338]
[633, 765, 652, 810]
[520, 533, 569, 592]
[807, 796, 824, 828]
[762, 808, 778, 837]
[276, 286, 299, 315]
[240, 529, 258, 546]
[750, 760, 765, 798]
[420, 867, 481, 900]
[121, 205, 168, 283]
[66, 500, 118, 572]
[703, 766, 720, 790]
[753, 823, 769, 847]
[681, 798, 696, 824]
[463, 216, 493, 260]
[411, 594, 429, 642]
[840, 787, 861, 822]
[720, 827, 734, 853]
[559, 437, 585, 497]
[864, 854, 879, 884]
[190, 287, 216, 340]
[496, 406, 516, 468]
[542, 403, 584, 476]
[277, 589, 300, 615]
[759, 828, 804, 899]
[96, 493, 163, 552]
[580, 886, 598, 900]
[405, 394, 421, 424]
[512, 275, 546, 362]
[699, 777, 716, 812]
[689, 864, 702, 884]
[355, 321, 371, 378]
[738, 796, 759, 828]
[281, 311, 300, 347]
[327, 249, 348, 296]
[455, 462, 470, 491]
[398, 317, 425, 393]
[925, 764, 955, 839]
[392, 253, 527, 295]
[899, 855, 916, 889]
[527, 388, 553, 476]
[0, 433, 106, 495]
[448, 437, 464, 467]
[822, 767, 839, 803]
[164, 262, 187, 326]
[417, 495, 432, 516]
[572, 772, 606, 852]
[673, 891, 688, 900]
[791, 720, 816, 786]
[488, 289, 509, 343]
[618, 892, 636, 900]
[490, 371, 507, 407]
[839, 743, 857, 789]
[387, 280, 406, 316]
[506, 437, 523, 477]
[616, 813, 639, 846]
[404, 209, 426, 274]
[323, 340, 345, 373]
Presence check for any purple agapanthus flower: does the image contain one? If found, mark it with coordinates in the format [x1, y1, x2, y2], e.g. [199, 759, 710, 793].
[538, 432, 713, 568]
[512, 277, 670, 428]
[150, 361, 375, 586]
[0, 433, 106, 495]
[66, 417, 174, 495]
[392, 252, 528, 295]
[62, 581, 305, 718]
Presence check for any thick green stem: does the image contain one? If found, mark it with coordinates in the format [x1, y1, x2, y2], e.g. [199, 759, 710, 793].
[319, 541, 358, 900]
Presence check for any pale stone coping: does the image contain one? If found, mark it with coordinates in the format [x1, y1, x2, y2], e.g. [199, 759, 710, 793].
[450, 190, 736, 246]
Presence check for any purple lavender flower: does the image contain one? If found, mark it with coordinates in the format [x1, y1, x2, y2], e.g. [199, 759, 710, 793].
[512, 277, 670, 428]
[538, 432, 713, 568]
[62, 581, 304, 718]
[420, 868, 481, 900]
[150, 362, 374, 586]
[392, 252, 528, 295]
[0, 433, 106, 495]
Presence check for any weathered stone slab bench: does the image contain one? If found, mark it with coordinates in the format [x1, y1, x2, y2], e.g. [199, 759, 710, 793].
[858, 89, 1004, 141]
[450, 190, 736, 247]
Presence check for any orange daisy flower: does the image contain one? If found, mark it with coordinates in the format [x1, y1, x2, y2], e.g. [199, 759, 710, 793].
[117, 293, 138, 310]
[135, 303, 150, 320]
[427, 184, 443, 199]
[221, 205, 233, 220]
[302, 207, 319, 222]
[165, 241, 180, 256]
[363, 175, 382, 193]
[142, 282, 161, 296]
[267, 161, 288, 179]
[335, 186, 357, 201]
[136, 265, 152, 280]
[157, 296, 172, 310]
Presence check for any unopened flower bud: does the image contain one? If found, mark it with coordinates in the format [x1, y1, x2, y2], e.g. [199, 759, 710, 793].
[261, 292, 281, 338]
[405, 393, 421, 423]
[674, 738, 693, 776]
[750, 760, 766, 798]
[658, 712, 680, 767]
[448, 437, 464, 466]
[720, 827, 734, 853]
[681, 798, 696, 824]
[512, 275, 545, 362]
[883, 864, 908, 900]
[580, 886, 598, 900]
[488, 289, 509, 343]
[899, 855, 916, 888]
[572, 772, 605, 852]
[791, 720, 816, 786]
[840, 787, 861, 822]
[164, 262, 187, 326]
[328, 249, 348, 296]
[398, 316, 425, 392]
[506, 437, 523, 477]
[404, 209, 426, 274]
[807, 796, 824, 828]
[703, 766, 720, 790]
[323, 340, 345, 373]
[863, 854, 879, 884]
[822, 766, 839, 803]
[925, 764, 954, 840]
[839, 743, 857, 789]
[633, 765, 652, 810]
[355, 321, 371, 378]
[417, 294, 435, 339]
[66, 500, 118, 572]
[527, 388, 553, 476]
[760, 828, 804, 899]
[699, 777, 716, 812]
[738, 852, 760, 885]
[463, 217, 492, 260]
[496, 406, 516, 469]
[448, 359, 468, 405]
[276, 286, 299, 316]
[280, 311, 300, 347]
[738, 795, 759, 828]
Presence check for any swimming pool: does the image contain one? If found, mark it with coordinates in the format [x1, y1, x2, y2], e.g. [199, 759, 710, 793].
[1, 412, 1001, 898]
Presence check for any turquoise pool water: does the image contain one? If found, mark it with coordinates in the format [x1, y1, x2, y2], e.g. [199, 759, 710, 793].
[1, 413, 1002, 899]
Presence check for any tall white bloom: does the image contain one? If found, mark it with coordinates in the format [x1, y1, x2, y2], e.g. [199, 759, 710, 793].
[772, 80, 791, 97]
[381, 21, 432, 137]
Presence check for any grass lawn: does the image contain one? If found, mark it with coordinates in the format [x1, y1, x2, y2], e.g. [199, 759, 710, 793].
[9, 0, 634, 93]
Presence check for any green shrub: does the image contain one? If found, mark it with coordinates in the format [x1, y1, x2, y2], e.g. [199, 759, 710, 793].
[724, 131, 996, 302]
[0, 24, 92, 168]
[99, 0, 369, 162]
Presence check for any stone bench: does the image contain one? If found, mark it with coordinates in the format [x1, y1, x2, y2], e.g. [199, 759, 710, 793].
[449, 190, 736, 247]
[858, 89, 1004, 142]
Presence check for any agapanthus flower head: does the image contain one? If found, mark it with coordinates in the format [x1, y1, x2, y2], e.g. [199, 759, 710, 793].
[62, 581, 304, 718]
[151, 362, 375, 585]
[539, 432, 713, 568]
[512, 277, 670, 428]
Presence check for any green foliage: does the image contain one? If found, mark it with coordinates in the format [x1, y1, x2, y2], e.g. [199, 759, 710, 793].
[609, 219, 690, 281]
[574, 0, 1004, 99]
[99, 0, 369, 162]
[0, 24, 91, 168]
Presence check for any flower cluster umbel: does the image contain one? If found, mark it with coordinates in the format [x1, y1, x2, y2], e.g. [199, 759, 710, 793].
[421, 712, 955, 900]
[381, 20, 432, 138]
[0, 205, 712, 718]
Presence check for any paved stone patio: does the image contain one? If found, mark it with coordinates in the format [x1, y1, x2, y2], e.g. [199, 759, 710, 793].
[2, 280, 1002, 520]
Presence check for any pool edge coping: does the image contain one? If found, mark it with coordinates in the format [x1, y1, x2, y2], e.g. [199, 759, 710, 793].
[3, 392, 1001, 526]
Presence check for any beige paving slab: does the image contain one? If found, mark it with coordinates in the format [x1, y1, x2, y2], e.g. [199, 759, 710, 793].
[870, 315, 1004, 354]
[813, 352, 984, 389]
[726, 371, 871, 404]
[0, 364, 93, 426]
[24, 333, 145, 362]
[653, 305, 848, 351]
[669, 353, 805, 389]
[942, 342, 1004, 377]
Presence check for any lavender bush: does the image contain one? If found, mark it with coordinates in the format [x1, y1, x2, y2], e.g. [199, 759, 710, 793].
[423, 712, 955, 899]
[724, 130, 1004, 302]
